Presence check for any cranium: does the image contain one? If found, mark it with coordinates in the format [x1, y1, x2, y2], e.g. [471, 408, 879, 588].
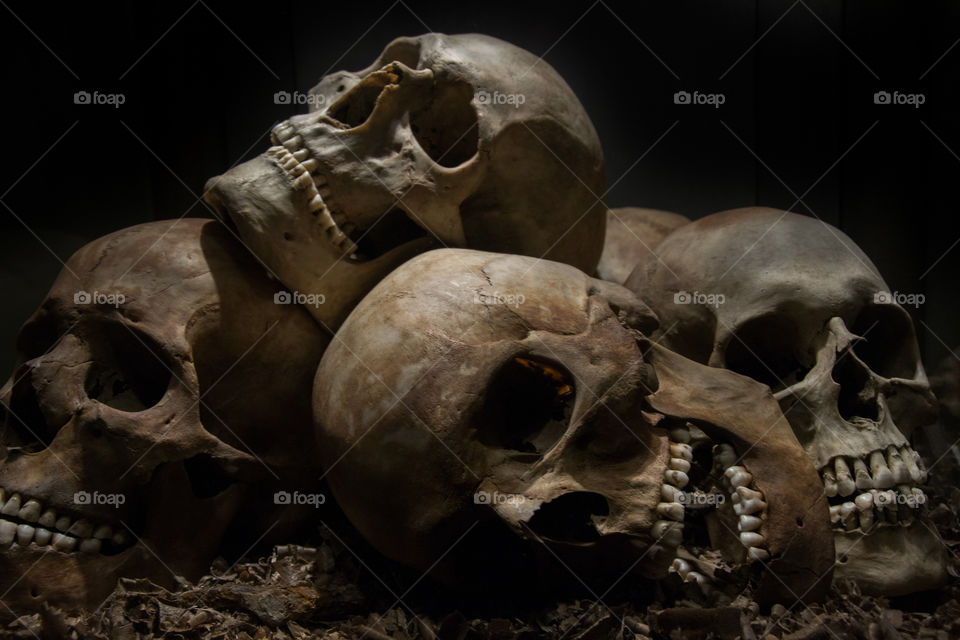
[205, 32, 606, 330]
[313, 249, 832, 603]
[597, 208, 690, 284]
[0, 219, 328, 616]
[626, 207, 946, 595]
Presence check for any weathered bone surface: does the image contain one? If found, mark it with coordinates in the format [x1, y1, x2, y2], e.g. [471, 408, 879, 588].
[625, 207, 946, 595]
[597, 208, 690, 284]
[0, 219, 329, 616]
[313, 248, 832, 602]
[205, 33, 606, 331]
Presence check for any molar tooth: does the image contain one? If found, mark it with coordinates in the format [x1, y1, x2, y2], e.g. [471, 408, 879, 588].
[282, 157, 299, 171]
[734, 496, 766, 516]
[18, 499, 42, 523]
[869, 451, 895, 488]
[661, 484, 682, 503]
[834, 458, 856, 496]
[16, 524, 34, 545]
[903, 447, 923, 482]
[79, 538, 101, 554]
[93, 525, 113, 540]
[855, 492, 874, 511]
[725, 466, 752, 488]
[887, 446, 909, 484]
[747, 547, 770, 562]
[663, 470, 689, 489]
[822, 467, 838, 497]
[670, 558, 691, 576]
[735, 486, 764, 502]
[67, 519, 93, 539]
[713, 443, 737, 469]
[112, 530, 129, 546]
[292, 148, 309, 161]
[668, 425, 691, 444]
[840, 502, 857, 530]
[55, 516, 72, 532]
[829, 505, 841, 524]
[859, 508, 874, 531]
[52, 533, 77, 552]
[1, 494, 21, 516]
[34, 528, 52, 546]
[669, 458, 691, 473]
[852, 458, 873, 490]
[670, 443, 694, 463]
[292, 173, 314, 190]
[651, 520, 683, 547]
[684, 571, 708, 585]
[657, 502, 684, 522]
[302, 158, 320, 174]
[740, 531, 764, 548]
[0, 521, 15, 545]
[739, 515, 762, 532]
[273, 125, 294, 142]
[282, 135, 303, 152]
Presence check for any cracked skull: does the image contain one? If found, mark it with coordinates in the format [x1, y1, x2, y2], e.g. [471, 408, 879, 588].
[625, 207, 946, 595]
[204, 32, 606, 330]
[0, 219, 329, 616]
[313, 249, 832, 602]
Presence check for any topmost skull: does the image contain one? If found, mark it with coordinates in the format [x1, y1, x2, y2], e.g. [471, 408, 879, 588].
[206, 33, 606, 330]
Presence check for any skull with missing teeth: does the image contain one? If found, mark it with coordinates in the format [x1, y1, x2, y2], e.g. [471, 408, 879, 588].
[205, 32, 606, 330]
[0, 220, 328, 616]
[313, 249, 833, 602]
[626, 207, 946, 595]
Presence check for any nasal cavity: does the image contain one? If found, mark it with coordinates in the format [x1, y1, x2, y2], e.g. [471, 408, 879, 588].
[526, 492, 610, 543]
[832, 351, 879, 422]
[4, 364, 57, 450]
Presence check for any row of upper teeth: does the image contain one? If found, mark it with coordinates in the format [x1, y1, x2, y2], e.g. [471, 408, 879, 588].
[269, 122, 358, 254]
[713, 443, 770, 562]
[0, 488, 127, 554]
[651, 425, 695, 552]
[829, 487, 926, 532]
[821, 446, 926, 497]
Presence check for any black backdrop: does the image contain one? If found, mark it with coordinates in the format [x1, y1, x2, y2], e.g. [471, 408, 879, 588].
[1, 0, 958, 374]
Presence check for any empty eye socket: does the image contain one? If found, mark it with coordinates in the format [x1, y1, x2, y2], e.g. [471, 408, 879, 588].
[410, 80, 479, 167]
[724, 315, 809, 391]
[474, 356, 574, 455]
[328, 65, 402, 128]
[850, 304, 920, 379]
[184, 453, 235, 499]
[84, 326, 171, 412]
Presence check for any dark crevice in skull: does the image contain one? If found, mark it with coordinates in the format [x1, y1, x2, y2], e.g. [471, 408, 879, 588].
[852, 304, 919, 379]
[410, 80, 479, 167]
[832, 351, 880, 422]
[474, 356, 573, 455]
[348, 208, 430, 262]
[83, 328, 171, 412]
[184, 453, 236, 499]
[4, 366, 55, 451]
[328, 64, 402, 129]
[724, 314, 810, 391]
[526, 492, 609, 543]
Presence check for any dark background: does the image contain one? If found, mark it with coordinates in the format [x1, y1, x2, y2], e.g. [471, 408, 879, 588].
[1, 0, 958, 374]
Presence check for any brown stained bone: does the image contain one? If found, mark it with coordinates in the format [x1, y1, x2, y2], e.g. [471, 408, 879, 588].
[204, 33, 606, 331]
[597, 207, 690, 284]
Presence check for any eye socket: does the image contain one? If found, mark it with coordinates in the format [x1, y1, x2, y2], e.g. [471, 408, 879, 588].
[328, 65, 402, 128]
[474, 356, 574, 455]
[84, 326, 171, 412]
[410, 80, 479, 167]
[15, 313, 61, 361]
[724, 314, 809, 391]
[850, 304, 919, 379]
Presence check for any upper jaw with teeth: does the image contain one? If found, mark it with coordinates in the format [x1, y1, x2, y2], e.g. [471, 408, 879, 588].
[0, 487, 130, 554]
[269, 121, 357, 255]
[820, 445, 928, 532]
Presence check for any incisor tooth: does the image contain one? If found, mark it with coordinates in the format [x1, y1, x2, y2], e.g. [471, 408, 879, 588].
[1, 494, 21, 516]
[747, 547, 770, 561]
[0, 521, 15, 545]
[739, 515, 762, 531]
[661, 484, 682, 503]
[740, 531, 764, 548]
[18, 499, 42, 523]
[52, 533, 77, 552]
[834, 458, 856, 496]
[870, 451, 895, 488]
[16, 524, 34, 545]
[34, 528, 52, 546]
[38, 509, 56, 528]
[55, 516, 71, 532]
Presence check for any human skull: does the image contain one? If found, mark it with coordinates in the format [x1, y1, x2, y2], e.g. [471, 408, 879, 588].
[0, 219, 329, 616]
[625, 207, 946, 595]
[313, 249, 833, 603]
[205, 33, 606, 331]
[597, 207, 690, 284]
